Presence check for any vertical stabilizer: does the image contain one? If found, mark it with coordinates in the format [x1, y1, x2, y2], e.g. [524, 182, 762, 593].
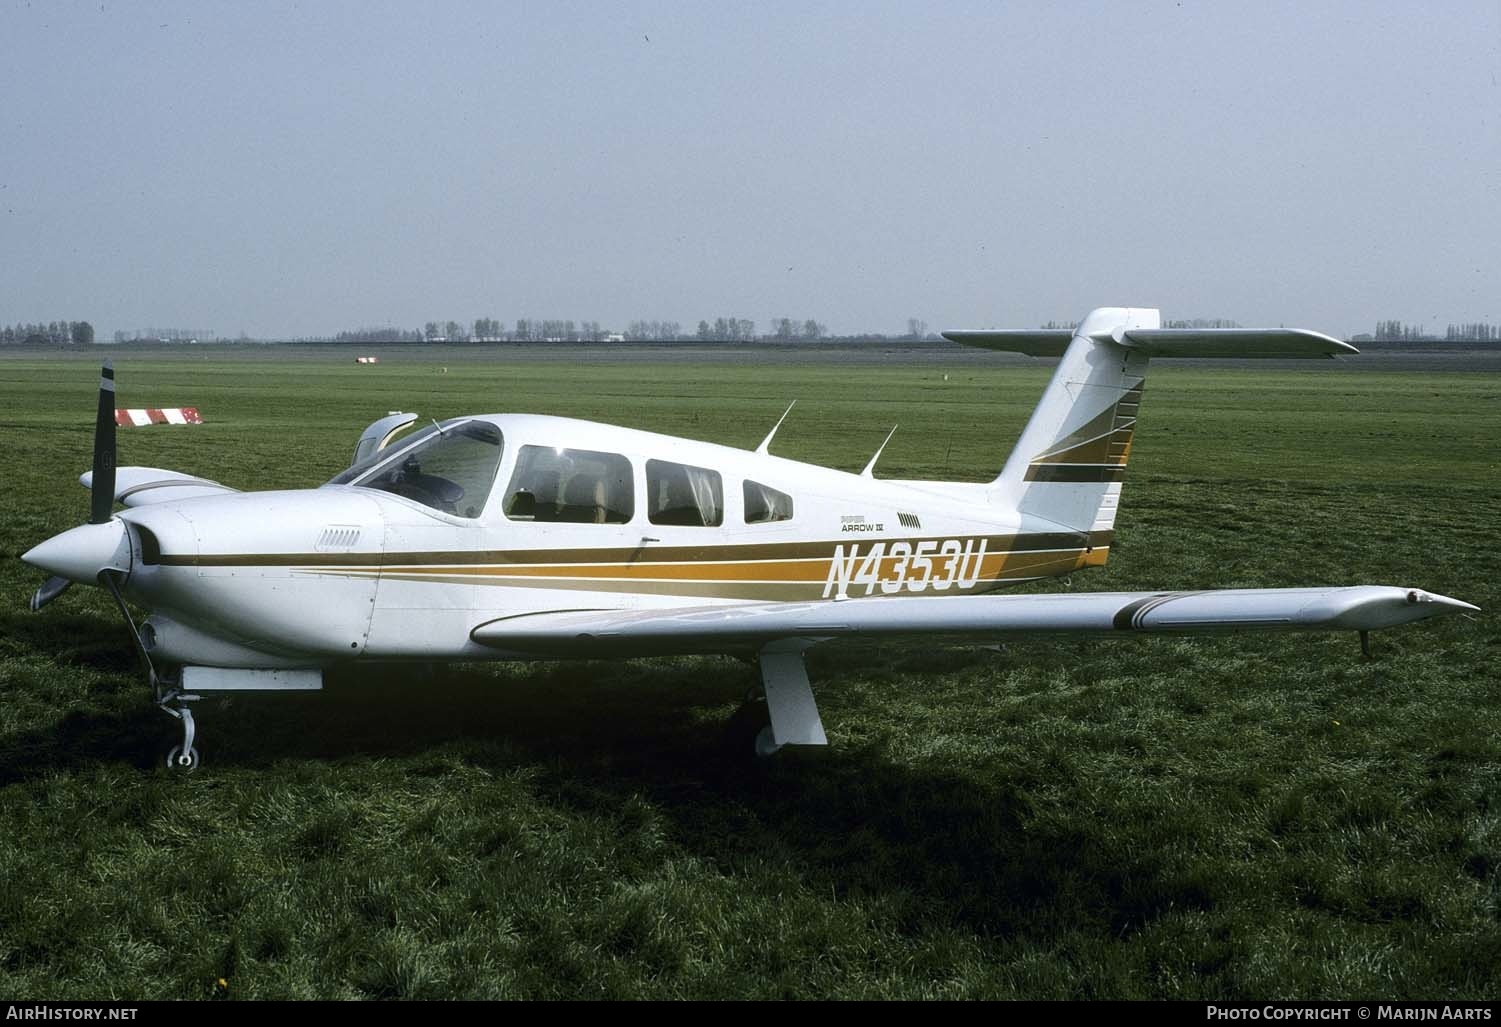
[989, 307, 1157, 536]
[942, 307, 1355, 562]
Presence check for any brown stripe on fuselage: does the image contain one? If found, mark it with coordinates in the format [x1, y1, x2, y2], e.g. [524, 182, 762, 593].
[323, 553, 1104, 601]
[159, 530, 1115, 570]
[360, 573, 831, 601]
[373, 543, 1098, 584]
[294, 540, 1111, 601]
[386, 557, 837, 582]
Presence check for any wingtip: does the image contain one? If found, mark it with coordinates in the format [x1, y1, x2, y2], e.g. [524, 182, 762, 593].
[1413, 589, 1479, 616]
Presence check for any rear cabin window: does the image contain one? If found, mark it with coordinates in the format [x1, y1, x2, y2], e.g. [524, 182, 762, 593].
[743, 480, 794, 523]
[345, 420, 503, 519]
[504, 446, 634, 524]
[647, 459, 723, 527]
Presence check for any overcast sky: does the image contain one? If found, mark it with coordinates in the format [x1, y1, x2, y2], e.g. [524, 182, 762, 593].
[3, 1, 1497, 339]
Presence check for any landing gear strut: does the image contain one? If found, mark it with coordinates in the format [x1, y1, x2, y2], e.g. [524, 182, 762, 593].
[101, 570, 202, 772]
[725, 644, 829, 759]
[158, 688, 201, 772]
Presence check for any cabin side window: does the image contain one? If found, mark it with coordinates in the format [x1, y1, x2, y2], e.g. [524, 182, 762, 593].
[504, 446, 634, 524]
[647, 459, 723, 527]
[743, 480, 794, 524]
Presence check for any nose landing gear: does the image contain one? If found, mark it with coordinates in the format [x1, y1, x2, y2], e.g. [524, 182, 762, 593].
[159, 690, 201, 773]
[101, 569, 204, 772]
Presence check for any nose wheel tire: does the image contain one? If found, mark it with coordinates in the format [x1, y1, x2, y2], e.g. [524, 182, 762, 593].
[158, 691, 201, 772]
[166, 745, 200, 772]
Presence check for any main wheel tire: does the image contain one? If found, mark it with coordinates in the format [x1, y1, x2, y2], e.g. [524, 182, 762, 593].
[724, 697, 776, 759]
[166, 745, 200, 772]
[753, 725, 783, 759]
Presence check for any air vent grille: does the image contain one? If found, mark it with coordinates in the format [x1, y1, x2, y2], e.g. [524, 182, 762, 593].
[316, 526, 362, 551]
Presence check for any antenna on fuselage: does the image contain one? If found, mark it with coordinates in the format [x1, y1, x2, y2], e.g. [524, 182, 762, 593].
[860, 425, 898, 478]
[755, 400, 796, 455]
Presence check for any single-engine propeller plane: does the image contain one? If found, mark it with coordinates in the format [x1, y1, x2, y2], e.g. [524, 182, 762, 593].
[22, 307, 1477, 769]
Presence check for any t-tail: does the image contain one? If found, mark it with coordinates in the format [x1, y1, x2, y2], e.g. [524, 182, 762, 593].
[943, 307, 1355, 551]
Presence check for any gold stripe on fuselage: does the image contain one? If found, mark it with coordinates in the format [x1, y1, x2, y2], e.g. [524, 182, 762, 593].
[280, 533, 1112, 601]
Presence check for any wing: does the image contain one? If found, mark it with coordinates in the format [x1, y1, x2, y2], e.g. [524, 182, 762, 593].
[80, 466, 239, 508]
[471, 586, 1476, 657]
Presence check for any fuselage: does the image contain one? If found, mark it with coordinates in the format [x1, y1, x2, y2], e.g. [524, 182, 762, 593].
[106, 413, 1111, 668]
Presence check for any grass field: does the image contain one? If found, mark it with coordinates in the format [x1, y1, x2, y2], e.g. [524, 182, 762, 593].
[0, 347, 1496, 999]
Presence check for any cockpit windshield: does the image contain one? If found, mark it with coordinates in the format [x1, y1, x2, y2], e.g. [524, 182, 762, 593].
[328, 420, 504, 519]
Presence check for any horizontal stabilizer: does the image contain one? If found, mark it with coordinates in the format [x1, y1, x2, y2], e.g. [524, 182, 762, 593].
[944, 327, 1355, 358]
[942, 330, 1074, 356]
[80, 466, 238, 508]
[1117, 328, 1355, 358]
[472, 586, 1476, 656]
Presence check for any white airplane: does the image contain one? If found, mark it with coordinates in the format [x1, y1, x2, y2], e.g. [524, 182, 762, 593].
[22, 306, 1476, 770]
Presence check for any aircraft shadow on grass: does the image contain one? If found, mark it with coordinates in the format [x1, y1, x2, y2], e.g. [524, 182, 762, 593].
[1, 634, 1201, 940]
[0, 609, 140, 672]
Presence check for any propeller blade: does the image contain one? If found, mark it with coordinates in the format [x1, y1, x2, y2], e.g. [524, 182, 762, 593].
[29, 575, 72, 612]
[90, 362, 116, 524]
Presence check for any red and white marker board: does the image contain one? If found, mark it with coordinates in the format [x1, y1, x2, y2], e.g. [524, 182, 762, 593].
[115, 408, 204, 426]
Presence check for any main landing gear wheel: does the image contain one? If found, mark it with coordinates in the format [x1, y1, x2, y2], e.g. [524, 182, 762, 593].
[165, 745, 200, 772]
[725, 694, 782, 759]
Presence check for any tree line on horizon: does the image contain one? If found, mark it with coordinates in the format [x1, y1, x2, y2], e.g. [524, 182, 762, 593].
[0, 321, 94, 345]
[5, 316, 1498, 346]
[330, 316, 844, 344]
[1363, 320, 1500, 342]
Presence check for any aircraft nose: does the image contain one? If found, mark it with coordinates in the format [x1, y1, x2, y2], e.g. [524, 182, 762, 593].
[21, 520, 132, 585]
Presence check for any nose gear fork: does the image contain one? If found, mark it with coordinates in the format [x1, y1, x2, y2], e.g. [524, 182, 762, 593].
[158, 690, 201, 771]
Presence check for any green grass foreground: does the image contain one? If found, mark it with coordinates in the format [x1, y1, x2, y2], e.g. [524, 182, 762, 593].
[0, 348, 1496, 999]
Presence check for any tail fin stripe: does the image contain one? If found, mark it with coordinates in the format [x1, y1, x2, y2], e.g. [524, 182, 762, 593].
[1038, 429, 1128, 465]
[1023, 465, 1129, 484]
